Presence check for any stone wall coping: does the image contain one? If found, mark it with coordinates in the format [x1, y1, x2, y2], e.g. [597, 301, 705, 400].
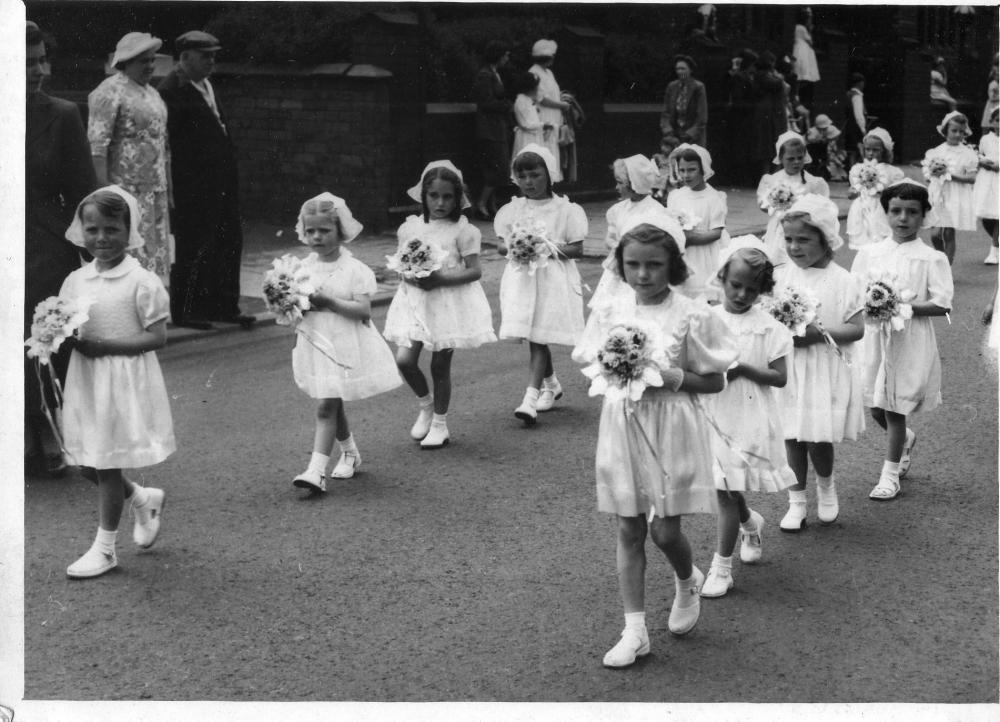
[426, 102, 476, 114]
[213, 62, 392, 79]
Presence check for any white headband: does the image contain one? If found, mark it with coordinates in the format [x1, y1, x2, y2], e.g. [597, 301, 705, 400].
[295, 192, 363, 244]
[669, 143, 715, 181]
[65, 184, 145, 250]
[784, 194, 844, 251]
[407, 160, 472, 210]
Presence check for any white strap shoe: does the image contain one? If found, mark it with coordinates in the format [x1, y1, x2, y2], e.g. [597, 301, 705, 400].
[410, 407, 434, 440]
[67, 546, 118, 579]
[330, 451, 362, 479]
[602, 628, 650, 668]
[816, 479, 839, 524]
[132, 487, 165, 548]
[292, 468, 326, 493]
[668, 566, 704, 635]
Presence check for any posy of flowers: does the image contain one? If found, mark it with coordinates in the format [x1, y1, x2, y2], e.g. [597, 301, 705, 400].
[386, 237, 447, 279]
[262, 253, 317, 326]
[25, 295, 93, 365]
[504, 218, 557, 275]
[581, 322, 680, 402]
[863, 270, 914, 331]
[849, 159, 889, 196]
[764, 182, 801, 216]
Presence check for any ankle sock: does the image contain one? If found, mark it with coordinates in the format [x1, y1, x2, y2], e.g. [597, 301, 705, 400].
[788, 489, 807, 504]
[711, 552, 732, 571]
[308, 452, 330, 475]
[339, 435, 358, 455]
[624, 611, 646, 632]
[523, 387, 539, 403]
[816, 473, 834, 489]
[95, 527, 117, 553]
[417, 394, 433, 410]
[740, 512, 757, 532]
[431, 413, 447, 425]
[881, 460, 900, 480]
[543, 374, 559, 389]
[674, 569, 700, 606]
[130, 485, 150, 507]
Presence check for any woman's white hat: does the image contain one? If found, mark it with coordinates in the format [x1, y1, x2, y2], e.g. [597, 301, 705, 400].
[668, 143, 715, 181]
[784, 194, 844, 251]
[111, 32, 163, 67]
[65, 185, 145, 250]
[510, 143, 560, 185]
[937, 110, 973, 137]
[863, 127, 894, 153]
[407, 160, 472, 210]
[619, 208, 687, 253]
[772, 130, 812, 165]
[295, 192, 363, 244]
[532, 39, 557, 57]
[620, 154, 660, 195]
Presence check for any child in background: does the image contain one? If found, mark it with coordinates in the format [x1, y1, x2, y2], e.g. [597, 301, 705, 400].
[777, 195, 865, 531]
[291, 194, 401, 492]
[667, 144, 729, 301]
[495, 144, 586, 424]
[924, 111, 979, 264]
[512, 72, 552, 160]
[384, 161, 497, 447]
[851, 180, 953, 500]
[975, 108, 999, 265]
[59, 186, 174, 578]
[845, 128, 906, 249]
[805, 114, 847, 181]
[701, 239, 796, 598]
[651, 136, 680, 203]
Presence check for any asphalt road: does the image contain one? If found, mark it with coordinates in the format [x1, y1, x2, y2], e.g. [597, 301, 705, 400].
[19, 231, 999, 715]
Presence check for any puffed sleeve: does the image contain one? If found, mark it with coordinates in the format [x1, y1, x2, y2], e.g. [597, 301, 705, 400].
[683, 306, 740, 374]
[514, 95, 542, 131]
[961, 146, 981, 175]
[926, 251, 954, 309]
[564, 202, 589, 243]
[58, 270, 79, 300]
[350, 259, 378, 297]
[756, 174, 772, 209]
[806, 174, 830, 197]
[839, 270, 865, 321]
[396, 215, 425, 250]
[849, 245, 872, 282]
[605, 202, 621, 248]
[765, 317, 794, 363]
[708, 190, 728, 229]
[456, 222, 483, 257]
[884, 165, 906, 185]
[135, 272, 171, 328]
[493, 200, 519, 241]
[87, 77, 121, 156]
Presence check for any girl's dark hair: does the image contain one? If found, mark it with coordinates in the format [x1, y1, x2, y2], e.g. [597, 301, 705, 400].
[673, 54, 697, 73]
[614, 224, 689, 286]
[512, 151, 553, 190]
[717, 247, 775, 294]
[420, 166, 464, 222]
[482, 41, 507, 66]
[27, 23, 43, 46]
[798, 8, 812, 24]
[516, 71, 540, 95]
[756, 51, 776, 71]
[778, 137, 806, 159]
[849, 72, 865, 86]
[739, 48, 759, 67]
[79, 189, 131, 228]
[879, 182, 931, 214]
[781, 211, 834, 260]
[674, 148, 703, 173]
[300, 197, 346, 238]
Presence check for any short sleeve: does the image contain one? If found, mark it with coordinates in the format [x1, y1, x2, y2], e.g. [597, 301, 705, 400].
[135, 272, 171, 329]
[807, 175, 830, 197]
[839, 270, 865, 322]
[58, 270, 80, 300]
[684, 306, 739, 374]
[756, 175, 772, 208]
[849, 246, 872, 282]
[564, 202, 589, 243]
[493, 201, 519, 241]
[926, 252, 954, 309]
[765, 319, 794, 363]
[708, 191, 728, 229]
[456, 223, 483, 257]
[87, 78, 120, 155]
[884, 165, 906, 184]
[396, 216, 425, 250]
[350, 259, 378, 298]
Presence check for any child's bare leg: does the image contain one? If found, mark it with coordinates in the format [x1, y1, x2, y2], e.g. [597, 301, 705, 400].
[651, 515, 702, 634]
[615, 515, 649, 613]
[715, 491, 742, 556]
[313, 398, 341, 455]
[395, 342, 428, 397]
[649, 515, 692, 578]
[527, 342, 550, 390]
[785, 439, 808, 490]
[96, 469, 126, 531]
[429, 349, 454, 414]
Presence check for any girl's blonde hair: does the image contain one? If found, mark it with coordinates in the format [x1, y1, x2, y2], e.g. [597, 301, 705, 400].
[781, 211, 835, 260]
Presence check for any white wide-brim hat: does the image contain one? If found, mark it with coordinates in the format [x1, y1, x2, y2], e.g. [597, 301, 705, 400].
[619, 209, 687, 254]
[111, 32, 163, 67]
[532, 39, 557, 57]
[937, 110, 973, 137]
[65, 185, 145, 250]
[510, 143, 560, 185]
[773, 130, 812, 165]
[621, 154, 660, 195]
[407, 160, 472, 210]
[784, 194, 844, 251]
[668, 143, 715, 182]
[295, 192, 363, 244]
[863, 127, 894, 153]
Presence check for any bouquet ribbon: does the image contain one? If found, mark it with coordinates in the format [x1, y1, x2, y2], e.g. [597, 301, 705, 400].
[31, 359, 76, 467]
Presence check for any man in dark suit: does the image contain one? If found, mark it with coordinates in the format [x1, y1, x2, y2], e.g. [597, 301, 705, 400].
[159, 31, 254, 329]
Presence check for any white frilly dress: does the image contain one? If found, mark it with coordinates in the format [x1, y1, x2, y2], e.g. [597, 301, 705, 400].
[925, 142, 979, 231]
[851, 238, 954, 415]
[588, 293, 739, 518]
[707, 305, 797, 493]
[974, 132, 999, 220]
[496, 195, 587, 346]
[775, 262, 865, 443]
[59, 255, 176, 469]
[294, 251, 402, 400]
[666, 184, 730, 301]
[845, 162, 905, 249]
[383, 216, 497, 351]
[757, 170, 830, 264]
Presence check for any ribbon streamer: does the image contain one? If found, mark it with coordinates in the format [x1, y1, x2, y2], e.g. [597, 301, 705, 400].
[293, 324, 352, 369]
[33, 359, 77, 467]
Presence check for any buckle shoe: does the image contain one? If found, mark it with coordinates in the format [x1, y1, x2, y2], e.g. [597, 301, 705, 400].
[410, 407, 434, 441]
[132, 487, 165, 548]
[700, 565, 734, 598]
[816, 479, 839, 524]
[780, 499, 808, 532]
[67, 546, 117, 579]
[739, 509, 765, 564]
[602, 628, 650, 668]
[668, 566, 704, 635]
[536, 380, 563, 412]
[420, 422, 450, 449]
[330, 451, 361, 479]
[292, 468, 326, 493]
[898, 429, 916, 478]
[869, 474, 900, 501]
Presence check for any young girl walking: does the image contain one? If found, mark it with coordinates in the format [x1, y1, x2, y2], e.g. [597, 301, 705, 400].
[777, 195, 865, 531]
[495, 144, 586, 424]
[581, 215, 737, 667]
[845, 128, 906, 249]
[383, 161, 496, 447]
[291, 193, 402, 492]
[757, 131, 830, 264]
[666, 143, 729, 301]
[975, 108, 999, 265]
[59, 186, 175, 578]
[924, 111, 979, 264]
[851, 180, 953, 500]
[701, 239, 797, 597]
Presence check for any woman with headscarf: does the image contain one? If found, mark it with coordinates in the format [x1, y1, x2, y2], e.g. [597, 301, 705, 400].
[88, 32, 172, 285]
[660, 54, 708, 148]
[528, 39, 570, 183]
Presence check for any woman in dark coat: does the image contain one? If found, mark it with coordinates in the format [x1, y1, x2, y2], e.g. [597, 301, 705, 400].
[472, 41, 511, 219]
[660, 54, 708, 147]
[751, 51, 789, 175]
[25, 21, 97, 474]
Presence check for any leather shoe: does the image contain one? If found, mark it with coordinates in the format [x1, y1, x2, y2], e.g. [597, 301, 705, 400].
[174, 317, 214, 330]
[214, 313, 256, 329]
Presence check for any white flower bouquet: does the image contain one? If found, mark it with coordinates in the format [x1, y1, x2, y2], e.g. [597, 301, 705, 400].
[863, 270, 915, 331]
[764, 182, 801, 216]
[667, 208, 701, 230]
[25, 295, 93, 365]
[581, 322, 678, 402]
[849, 159, 889, 196]
[386, 237, 447, 279]
[505, 219, 557, 275]
[921, 154, 953, 183]
[758, 285, 819, 337]
[263, 253, 317, 326]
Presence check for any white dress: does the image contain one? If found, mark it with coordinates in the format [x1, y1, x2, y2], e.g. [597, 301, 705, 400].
[792, 24, 820, 83]
[512, 93, 545, 159]
[293, 251, 402, 401]
[528, 64, 564, 182]
[775, 262, 865, 443]
[708, 305, 797, 493]
[757, 170, 830, 264]
[496, 195, 587, 346]
[974, 133, 999, 220]
[846, 162, 906, 249]
[383, 216, 497, 351]
[59, 256, 176, 469]
[925, 142, 979, 231]
[666, 184, 730, 301]
[589, 293, 739, 517]
[851, 239, 953, 415]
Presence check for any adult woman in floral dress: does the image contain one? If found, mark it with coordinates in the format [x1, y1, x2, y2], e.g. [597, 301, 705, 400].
[88, 32, 172, 285]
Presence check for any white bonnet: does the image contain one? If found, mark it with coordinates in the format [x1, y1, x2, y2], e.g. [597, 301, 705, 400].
[532, 39, 557, 57]
[295, 192, 363, 244]
[936, 110, 973, 137]
[772, 130, 812, 165]
[783, 194, 844, 251]
[863, 127, 894, 153]
[407, 160, 472, 210]
[619, 209, 687, 253]
[669, 143, 715, 181]
[511, 143, 560, 185]
[65, 184, 145, 250]
[619, 154, 660, 195]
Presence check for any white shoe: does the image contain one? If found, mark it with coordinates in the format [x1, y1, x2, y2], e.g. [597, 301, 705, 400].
[739, 509, 765, 564]
[780, 498, 808, 533]
[899, 428, 916, 478]
[602, 628, 650, 668]
[67, 546, 117, 579]
[668, 566, 704, 635]
[410, 407, 434, 441]
[986, 247, 999, 265]
[514, 395, 537, 426]
[330, 451, 361, 479]
[700, 565, 734, 598]
[292, 468, 326, 493]
[869, 474, 900, 501]
[816, 479, 839, 524]
[536, 380, 563, 412]
[132, 487, 165, 548]
[420, 422, 450, 449]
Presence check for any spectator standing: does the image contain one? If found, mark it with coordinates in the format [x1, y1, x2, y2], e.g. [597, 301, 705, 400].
[751, 51, 788, 175]
[792, 7, 820, 110]
[660, 55, 708, 148]
[472, 41, 511, 221]
[981, 79, 999, 138]
[528, 39, 569, 184]
[844, 72, 868, 168]
[158, 31, 254, 329]
[930, 57, 959, 112]
[726, 49, 758, 186]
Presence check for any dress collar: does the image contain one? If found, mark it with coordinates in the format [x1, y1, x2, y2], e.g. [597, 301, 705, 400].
[80, 254, 140, 280]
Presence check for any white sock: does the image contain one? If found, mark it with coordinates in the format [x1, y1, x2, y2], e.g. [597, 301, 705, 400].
[130, 485, 150, 507]
[624, 611, 646, 632]
[788, 489, 807, 504]
[543, 374, 559, 389]
[523, 387, 539, 402]
[95, 527, 117, 553]
[740, 512, 758, 532]
[339, 435, 358, 455]
[431, 413, 447, 425]
[308, 452, 330, 475]
[675, 569, 701, 606]
[417, 394, 433, 410]
[816, 473, 834, 489]
[882, 460, 900, 480]
[711, 552, 732, 571]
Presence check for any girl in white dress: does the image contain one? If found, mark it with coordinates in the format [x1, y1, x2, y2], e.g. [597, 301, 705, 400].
[975, 108, 999, 265]
[579, 215, 737, 668]
[291, 194, 402, 492]
[572, 154, 679, 364]
[701, 239, 796, 598]
[667, 144, 729, 301]
[851, 181, 953, 501]
[846, 128, 906, 249]
[757, 131, 830, 264]
[495, 144, 586, 424]
[511, 72, 551, 159]
[384, 161, 497, 448]
[777, 195, 865, 531]
[59, 186, 175, 579]
[925, 111, 979, 264]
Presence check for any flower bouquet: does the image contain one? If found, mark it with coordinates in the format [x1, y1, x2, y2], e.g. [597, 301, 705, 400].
[504, 219, 557, 275]
[763, 182, 801, 216]
[25, 295, 93, 365]
[863, 270, 914, 331]
[849, 159, 889, 197]
[921, 154, 953, 183]
[386, 237, 447, 279]
[760, 284, 848, 363]
[667, 208, 701, 231]
[263, 253, 317, 326]
[581, 322, 677, 402]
